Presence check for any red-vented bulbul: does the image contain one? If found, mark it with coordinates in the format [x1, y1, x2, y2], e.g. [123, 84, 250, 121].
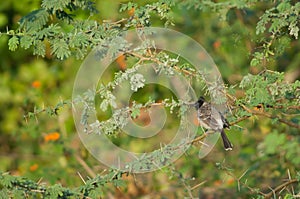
[194, 96, 233, 151]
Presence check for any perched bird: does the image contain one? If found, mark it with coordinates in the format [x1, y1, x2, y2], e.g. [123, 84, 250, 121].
[194, 96, 233, 151]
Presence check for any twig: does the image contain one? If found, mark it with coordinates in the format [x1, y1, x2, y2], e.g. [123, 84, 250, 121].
[190, 134, 207, 145]
[103, 18, 128, 25]
[239, 104, 300, 129]
[229, 115, 251, 126]
[225, 92, 300, 129]
[127, 51, 196, 77]
[190, 181, 207, 190]
[181, 179, 196, 199]
[223, 168, 266, 197]
[75, 154, 96, 178]
[264, 179, 299, 199]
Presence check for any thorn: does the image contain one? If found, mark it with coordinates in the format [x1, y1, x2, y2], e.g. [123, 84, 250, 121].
[77, 171, 86, 184]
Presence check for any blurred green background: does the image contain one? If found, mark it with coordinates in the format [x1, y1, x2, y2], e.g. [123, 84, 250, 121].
[0, 0, 299, 198]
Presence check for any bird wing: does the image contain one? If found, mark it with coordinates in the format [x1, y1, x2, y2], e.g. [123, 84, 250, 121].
[198, 102, 224, 130]
[220, 112, 230, 129]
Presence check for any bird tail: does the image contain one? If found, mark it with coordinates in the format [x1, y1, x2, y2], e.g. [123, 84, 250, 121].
[220, 129, 233, 151]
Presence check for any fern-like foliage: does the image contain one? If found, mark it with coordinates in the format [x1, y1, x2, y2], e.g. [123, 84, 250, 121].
[251, 1, 300, 66]
[0, 171, 125, 198]
[19, 9, 50, 32]
[5, 0, 175, 60]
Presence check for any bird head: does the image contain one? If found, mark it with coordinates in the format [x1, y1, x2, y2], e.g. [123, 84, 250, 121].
[194, 96, 205, 109]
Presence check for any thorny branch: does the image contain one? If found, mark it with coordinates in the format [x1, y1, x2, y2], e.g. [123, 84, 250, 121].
[225, 94, 300, 129]
[264, 179, 299, 199]
[221, 165, 299, 198]
[127, 51, 300, 129]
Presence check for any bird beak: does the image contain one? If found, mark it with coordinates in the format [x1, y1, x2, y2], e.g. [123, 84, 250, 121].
[193, 102, 199, 109]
